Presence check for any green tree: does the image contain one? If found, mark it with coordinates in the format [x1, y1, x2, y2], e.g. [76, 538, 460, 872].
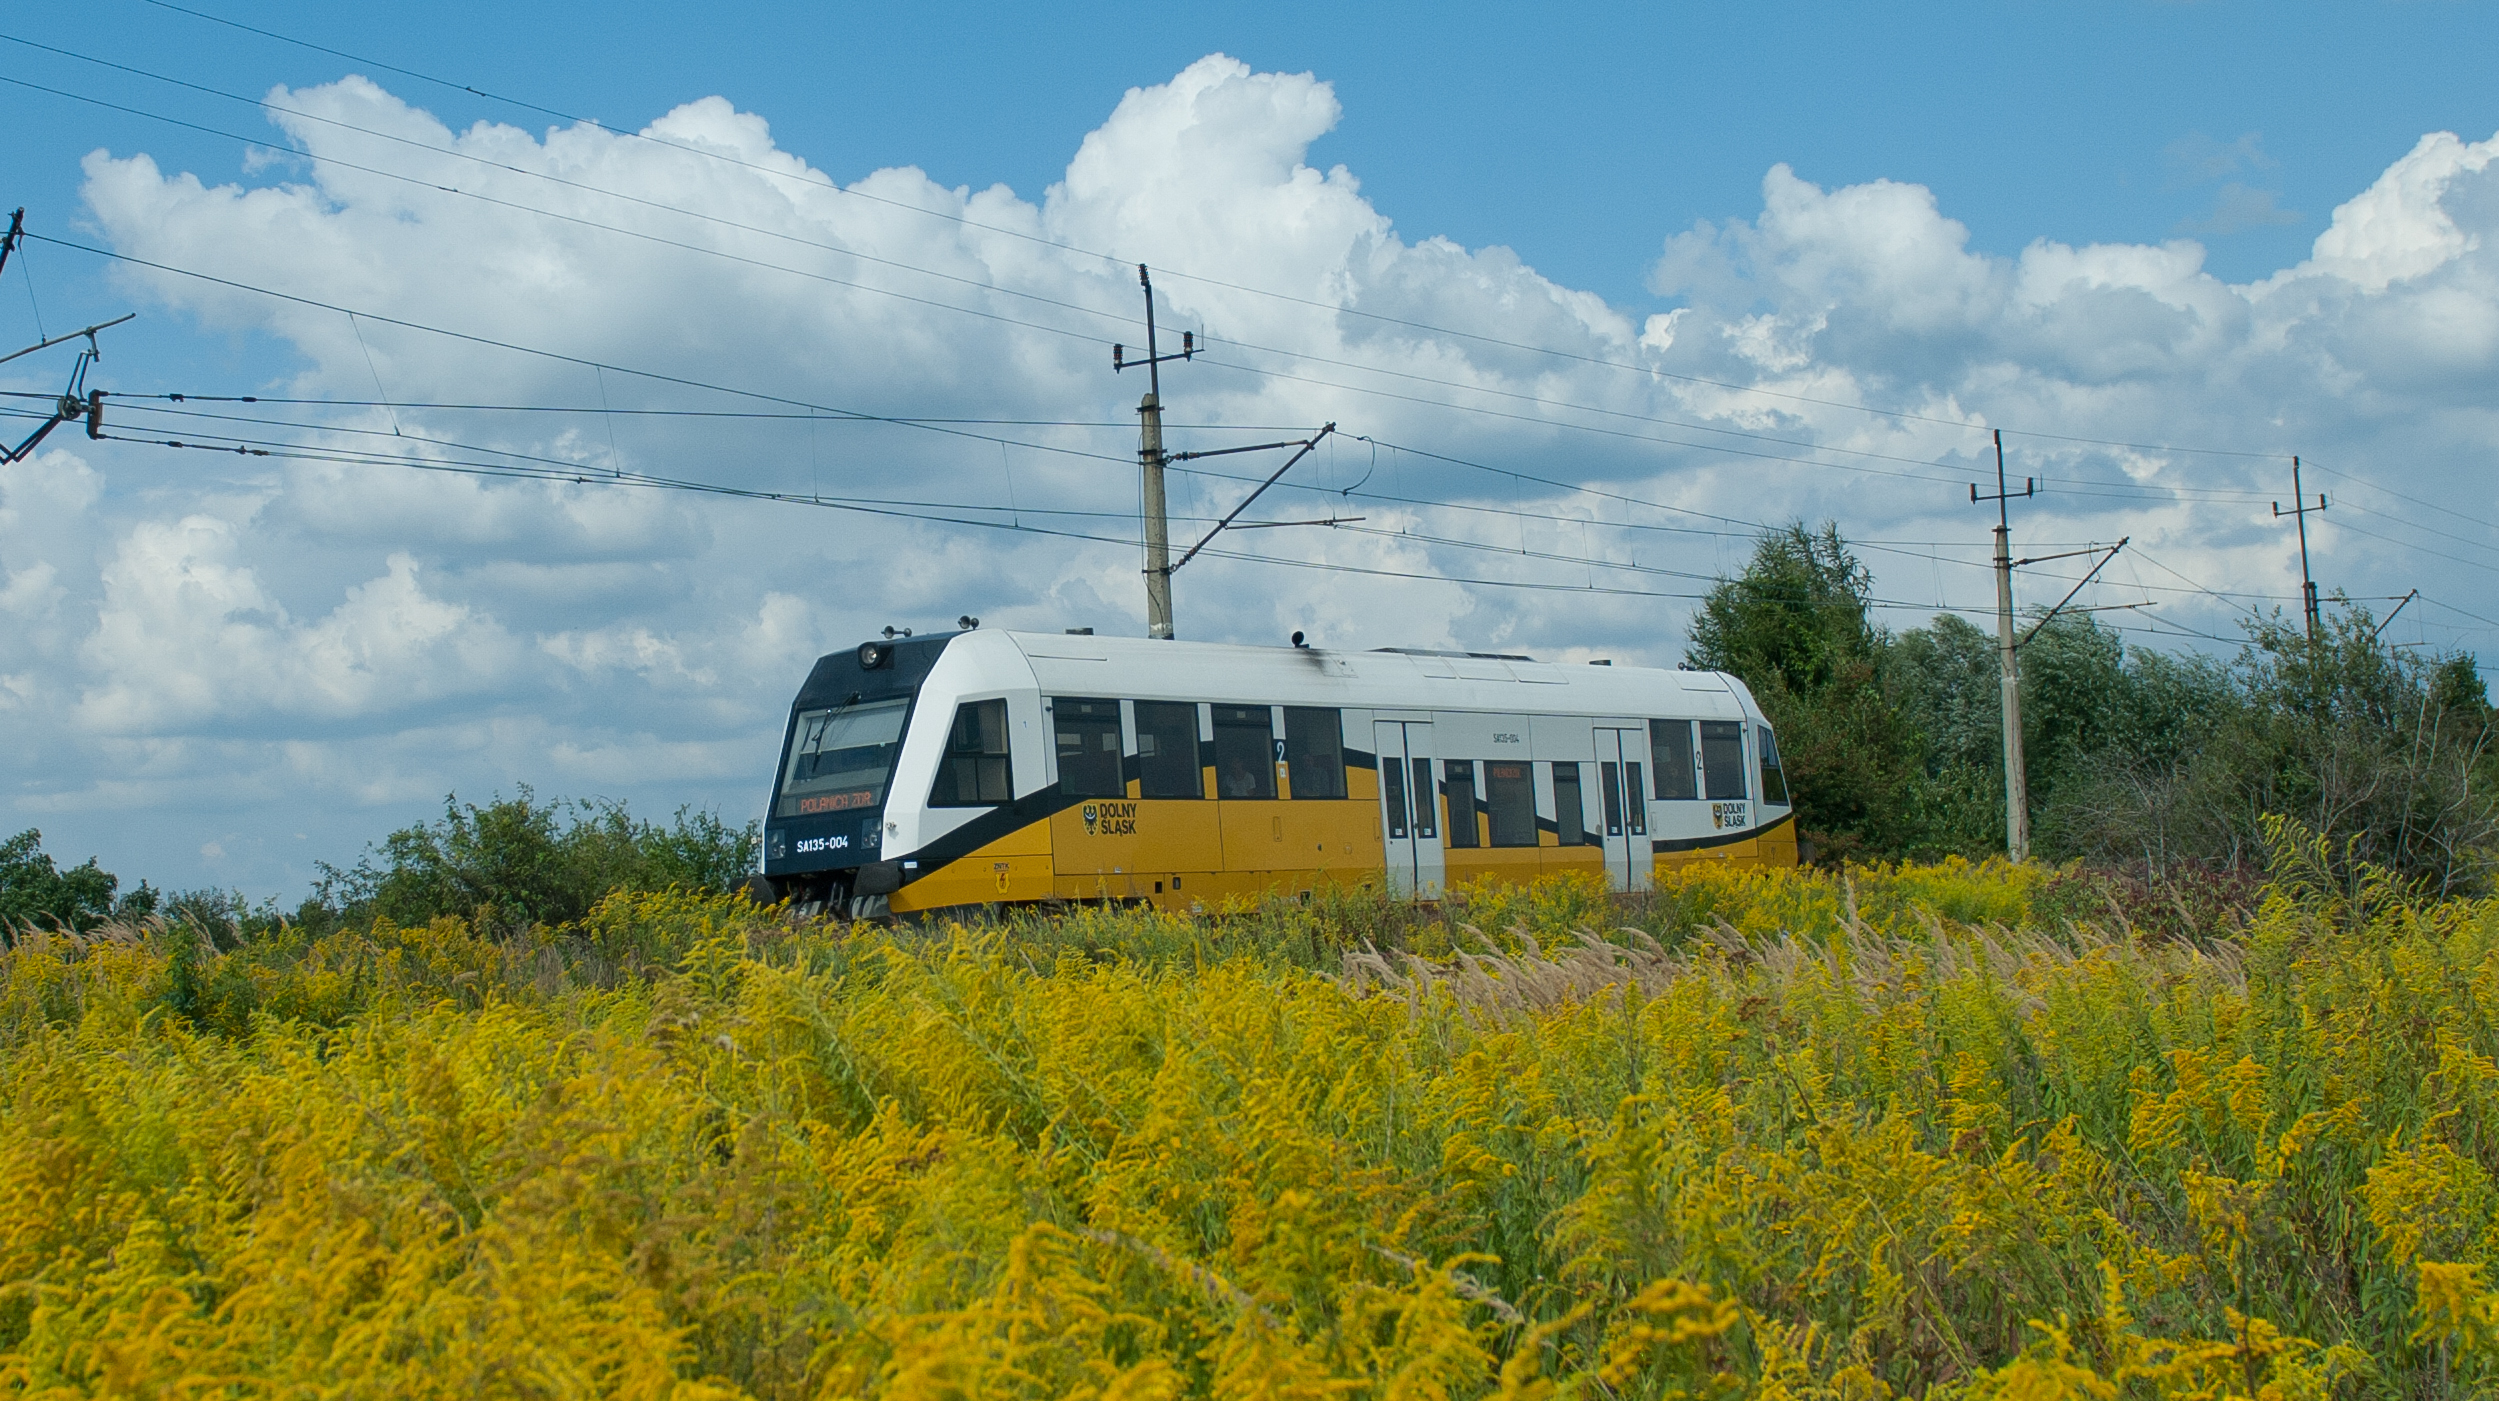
[1686, 523, 1927, 860]
[0, 829, 157, 934]
[1884, 613, 2008, 856]
[315, 789, 759, 929]
[2042, 604, 2495, 891]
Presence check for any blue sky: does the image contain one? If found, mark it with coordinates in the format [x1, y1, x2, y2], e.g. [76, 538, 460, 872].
[13, 1, 2497, 312]
[4, 1, 2499, 898]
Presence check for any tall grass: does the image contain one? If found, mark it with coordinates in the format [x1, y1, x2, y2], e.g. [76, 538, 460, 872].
[2, 831, 2494, 1397]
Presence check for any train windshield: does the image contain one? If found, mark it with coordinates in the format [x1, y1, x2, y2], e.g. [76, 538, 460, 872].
[777, 699, 910, 818]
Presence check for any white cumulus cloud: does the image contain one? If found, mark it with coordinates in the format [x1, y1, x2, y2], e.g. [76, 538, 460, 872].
[2, 54, 2492, 897]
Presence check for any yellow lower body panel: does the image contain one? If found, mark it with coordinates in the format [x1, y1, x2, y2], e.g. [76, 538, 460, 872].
[1654, 819, 1801, 875]
[888, 802, 1797, 916]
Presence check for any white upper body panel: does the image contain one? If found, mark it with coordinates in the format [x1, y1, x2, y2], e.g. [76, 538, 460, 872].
[872, 630, 1776, 861]
[993, 631, 1759, 724]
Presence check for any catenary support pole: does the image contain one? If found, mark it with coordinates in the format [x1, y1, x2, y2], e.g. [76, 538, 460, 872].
[2273, 456, 2327, 648]
[1112, 264, 1193, 640]
[1975, 429, 2035, 861]
[1139, 387, 1172, 639]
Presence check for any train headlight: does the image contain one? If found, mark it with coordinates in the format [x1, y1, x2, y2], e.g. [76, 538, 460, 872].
[857, 641, 888, 670]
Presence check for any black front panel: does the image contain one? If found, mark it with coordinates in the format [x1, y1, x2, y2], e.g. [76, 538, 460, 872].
[766, 803, 886, 872]
[764, 635, 951, 878]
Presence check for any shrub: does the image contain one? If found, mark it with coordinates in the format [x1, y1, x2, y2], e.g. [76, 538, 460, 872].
[313, 788, 758, 932]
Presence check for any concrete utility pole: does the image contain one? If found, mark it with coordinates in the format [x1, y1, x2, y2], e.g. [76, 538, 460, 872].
[1973, 429, 2036, 861]
[2272, 455, 2327, 648]
[1112, 264, 1193, 640]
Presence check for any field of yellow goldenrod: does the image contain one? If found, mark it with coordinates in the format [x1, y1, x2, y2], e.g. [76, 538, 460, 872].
[4, 825, 2496, 1398]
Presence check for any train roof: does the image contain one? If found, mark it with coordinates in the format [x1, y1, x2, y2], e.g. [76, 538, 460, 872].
[804, 630, 1763, 722]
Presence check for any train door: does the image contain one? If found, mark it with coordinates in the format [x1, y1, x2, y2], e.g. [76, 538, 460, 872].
[1594, 726, 1654, 892]
[1374, 720, 1445, 898]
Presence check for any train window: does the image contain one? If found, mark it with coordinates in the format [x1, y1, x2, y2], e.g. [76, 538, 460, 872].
[1485, 761, 1536, 847]
[1701, 720, 1747, 800]
[1625, 763, 1646, 835]
[1411, 759, 1437, 839]
[1651, 719, 1698, 800]
[1135, 700, 1202, 799]
[1443, 760, 1479, 848]
[1211, 704, 1276, 800]
[1552, 763, 1585, 846]
[1759, 725, 1789, 803]
[1052, 697, 1124, 798]
[1381, 755, 1409, 838]
[929, 699, 1013, 807]
[778, 698, 910, 818]
[1283, 707, 1345, 800]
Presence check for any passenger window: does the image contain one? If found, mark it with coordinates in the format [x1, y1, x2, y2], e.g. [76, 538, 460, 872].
[1759, 725, 1789, 804]
[1211, 705, 1276, 800]
[1052, 697, 1123, 798]
[1443, 760, 1480, 848]
[1552, 762, 1585, 846]
[1652, 719, 1698, 799]
[1701, 720, 1748, 800]
[1283, 707, 1345, 799]
[1135, 700, 1201, 799]
[1381, 756, 1410, 838]
[930, 699, 1012, 806]
[1410, 759, 1437, 839]
[1484, 761, 1536, 847]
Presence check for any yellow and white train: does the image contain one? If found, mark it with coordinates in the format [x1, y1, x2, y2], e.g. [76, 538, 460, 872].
[759, 629, 1797, 918]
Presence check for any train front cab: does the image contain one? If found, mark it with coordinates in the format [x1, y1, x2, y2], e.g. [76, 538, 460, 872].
[1645, 694, 1803, 876]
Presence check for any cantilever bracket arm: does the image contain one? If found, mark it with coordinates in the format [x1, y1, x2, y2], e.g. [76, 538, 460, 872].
[1169, 422, 1336, 574]
[0, 312, 135, 370]
[2368, 589, 2419, 643]
[2, 410, 69, 464]
[1168, 437, 1310, 462]
[2015, 537, 2128, 650]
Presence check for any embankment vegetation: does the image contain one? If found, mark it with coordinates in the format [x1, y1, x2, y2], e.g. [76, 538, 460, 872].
[4, 527, 2494, 1395]
[7, 845, 2499, 1397]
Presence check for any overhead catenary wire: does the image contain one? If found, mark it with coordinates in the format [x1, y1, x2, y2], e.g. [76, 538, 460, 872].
[93, 396, 2110, 593]
[24, 396, 2423, 654]
[107, 1, 2374, 466]
[82, 396, 2229, 621]
[0, 372, 2402, 646]
[31, 227, 2306, 592]
[8, 391, 1299, 431]
[28, 12, 2498, 649]
[52, 393, 2145, 560]
[19, 230, 1160, 471]
[17, 40, 2488, 588]
[2302, 456, 2499, 539]
[2, 47, 2006, 488]
[43, 397, 2287, 612]
[58, 403, 2036, 615]
[0, 35, 2368, 505]
[0, 54, 2062, 495]
[86, 423, 1841, 606]
[2, 41, 2479, 647]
